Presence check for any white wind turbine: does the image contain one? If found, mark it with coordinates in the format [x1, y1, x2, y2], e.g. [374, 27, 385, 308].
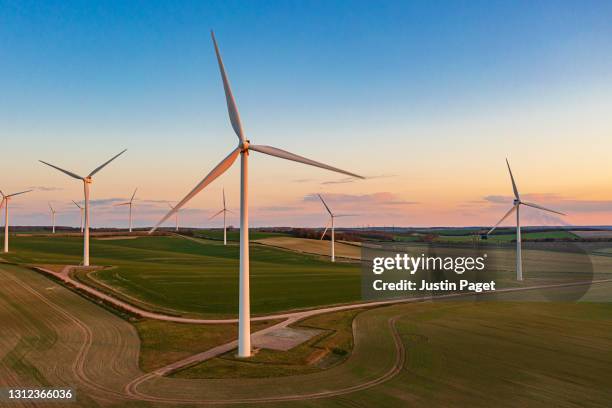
[318, 194, 355, 262]
[48, 202, 57, 234]
[0, 189, 33, 253]
[151, 31, 363, 357]
[73, 200, 85, 233]
[39, 149, 127, 266]
[487, 159, 565, 280]
[115, 188, 137, 232]
[209, 188, 232, 245]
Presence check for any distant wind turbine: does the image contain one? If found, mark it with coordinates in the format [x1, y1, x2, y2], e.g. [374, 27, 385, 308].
[318, 194, 355, 262]
[0, 189, 33, 253]
[209, 188, 232, 245]
[150, 31, 363, 358]
[48, 202, 56, 234]
[115, 188, 137, 232]
[487, 159, 566, 280]
[73, 200, 84, 233]
[39, 149, 127, 266]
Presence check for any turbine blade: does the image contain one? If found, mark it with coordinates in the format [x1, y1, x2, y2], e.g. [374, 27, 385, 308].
[506, 158, 520, 200]
[88, 149, 127, 177]
[72, 200, 82, 209]
[150, 147, 240, 233]
[334, 214, 358, 217]
[320, 220, 331, 240]
[318, 194, 333, 216]
[130, 188, 138, 202]
[114, 202, 130, 206]
[521, 201, 566, 216]
[7, 189, 33, 197]
[250, 145, 364, 179]
[487, 205, 518, 235]
[39, 160, 83, 180]
[211, 31, 245, 142]
[0, 198, 4, 210]
[209, 209, 225, 220]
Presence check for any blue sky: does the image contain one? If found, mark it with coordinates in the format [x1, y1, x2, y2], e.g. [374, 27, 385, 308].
[1, 1, 612, 227]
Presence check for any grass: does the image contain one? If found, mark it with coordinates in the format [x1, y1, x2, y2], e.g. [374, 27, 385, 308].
[134, 319, 279, 371]
[193, 229, 288, 241]
[3, 234, 361, 317]
[439, 230, 579, 243]
[173, 308, 363, 379]
[386, 300, 612, 407]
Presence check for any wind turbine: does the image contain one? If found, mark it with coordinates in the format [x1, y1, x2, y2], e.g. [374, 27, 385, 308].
[115, 188, 137, 232]
[318, 194, 355, 262]
[73, 200, 84, 233]
[48, 202, 56, 234]
[487, 159, 565, 280]
[151, 32, 363, 358]
[39, 149, 127, 266]
[209, 188, 232, 245]
[0, 189, 33, 253]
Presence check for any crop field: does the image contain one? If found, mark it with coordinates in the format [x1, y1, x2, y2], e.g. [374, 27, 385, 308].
[1, 262, 611, 406]
[5, 233, 612, 319]
[193, 228, 289, 241]
[437, 230, 579, 243]
[255, 236, 362, 260]
[2, 234, 361, 317]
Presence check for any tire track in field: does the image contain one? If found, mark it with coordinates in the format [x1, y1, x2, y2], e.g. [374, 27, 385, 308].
[1, 270, 130, 405]
[3, 266, 408, 406]
[7, 266, 612, 405]
[123, 315, 405, 405]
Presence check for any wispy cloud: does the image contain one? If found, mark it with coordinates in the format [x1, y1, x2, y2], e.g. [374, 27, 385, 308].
[304, 192, 418, 207]
[320, 174, 397, 185]
[28, 186, 63, 192]
[482, 193, 612, 213]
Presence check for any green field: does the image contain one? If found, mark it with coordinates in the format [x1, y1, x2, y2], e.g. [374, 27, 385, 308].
[1, 262, 611, 406]
[2, 234, 361, 317]
[438, 230, 579, 243]
[193, 229, 289, 241]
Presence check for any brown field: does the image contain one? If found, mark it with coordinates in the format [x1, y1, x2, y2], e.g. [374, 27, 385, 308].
[255, 237, 361, 260]
[571, 230, 612, 239]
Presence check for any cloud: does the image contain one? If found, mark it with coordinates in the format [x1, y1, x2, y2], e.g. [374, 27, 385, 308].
[320, 174, 397, 185]
[483, 195, 511, 204]
[28, 186, 63, 192]
[482, 193, 612, 213]
[257, 205, 299, 212]
[304, 192, 418, 207]
[321, 177, 356, 185]
[292, 178, 313, 183]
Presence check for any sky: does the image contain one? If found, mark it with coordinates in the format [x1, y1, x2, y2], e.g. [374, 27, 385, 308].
[1, 0, 612, 228]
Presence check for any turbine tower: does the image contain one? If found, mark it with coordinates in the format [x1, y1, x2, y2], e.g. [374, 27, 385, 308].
[210, 188, 232, 245]
[48, 202, 56, 234]
[0, 189, 33, 253]
[487, 159, 565, 280]
[73, 200, 84, 233]
[115, 188, 137, 232]
[39, 149, 127, 266]
[318, 194, 355, 262]
[151, 32, 363, 358]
